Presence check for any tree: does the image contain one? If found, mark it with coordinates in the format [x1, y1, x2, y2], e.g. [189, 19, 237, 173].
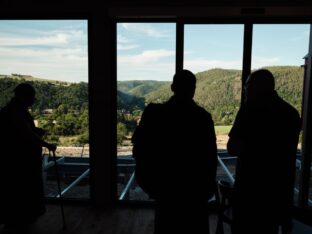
[117, 122, 127, 145]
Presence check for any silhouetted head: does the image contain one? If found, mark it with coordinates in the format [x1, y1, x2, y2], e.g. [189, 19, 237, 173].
[171, 69, 196, 100]
[244, 69, 275, 103]
[14, 83, 36, 107]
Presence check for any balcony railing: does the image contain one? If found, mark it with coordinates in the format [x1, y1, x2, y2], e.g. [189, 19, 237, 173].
[118, 151, 312, 206]
[43, 154, 89, 198]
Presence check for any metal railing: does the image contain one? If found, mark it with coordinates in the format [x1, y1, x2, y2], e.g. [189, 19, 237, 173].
[43, 156, 89, 198]
[43, 156, 65, 170]
[294, 187, 312, 206]
[118, 153, 312, 206]
[56, 169, 90, 198]
[118, 154, 237, 200]
[217, 155, 236, 184]
[119, 171, 135, 200]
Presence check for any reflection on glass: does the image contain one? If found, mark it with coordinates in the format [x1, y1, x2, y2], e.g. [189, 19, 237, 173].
[117, 23, 176, 200]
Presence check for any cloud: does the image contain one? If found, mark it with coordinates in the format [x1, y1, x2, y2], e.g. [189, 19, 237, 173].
[184, 58, 242, 73]
[118, 61, 175, 81]
[0, 29, 85, 47]
[0, 25, 88, 82]
[0, 45, 88, 82]
[118, 49, 175, 64]
[117, 44, 139, 50]
[117, 49, 175, 81]
[0, 33, 68, 46]
[117, 35, 139, 50]
[252, 56, 280, 69]
[121, 23, 171, 38]
[117, 35, 130, 43]
[184, 56, 281, 73]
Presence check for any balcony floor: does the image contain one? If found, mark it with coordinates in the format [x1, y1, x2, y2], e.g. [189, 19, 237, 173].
[1, 204, 311, 234]
[0, 204, 230, 234]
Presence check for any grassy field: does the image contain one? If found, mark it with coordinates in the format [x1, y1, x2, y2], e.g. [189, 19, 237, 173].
[215, 125, 232, 135]
[59, 136, 80, 146]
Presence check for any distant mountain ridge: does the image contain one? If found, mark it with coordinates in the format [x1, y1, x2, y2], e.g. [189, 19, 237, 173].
[0, 74, 71, 85]
[0, 76, 87, 113]
[117, 66, 304, 124]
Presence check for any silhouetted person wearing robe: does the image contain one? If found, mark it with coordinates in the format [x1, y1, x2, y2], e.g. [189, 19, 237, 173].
[132, 70, 217, 234]
[0, 83, 57, 230]
[227, 69, 301, 234]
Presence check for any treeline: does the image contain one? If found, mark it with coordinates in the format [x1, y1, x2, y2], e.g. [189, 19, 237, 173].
[117, 66, 304, 144]
[0, 77, 88, 146]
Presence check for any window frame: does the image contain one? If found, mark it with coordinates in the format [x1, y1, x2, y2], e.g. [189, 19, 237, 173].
[115, 18, 312, 209]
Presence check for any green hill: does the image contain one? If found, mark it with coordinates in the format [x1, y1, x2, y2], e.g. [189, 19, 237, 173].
[117, 66, 304, 125]
[0, 76, 88, 145]
[0, 73, 71, 85]
[117, 80, 170, 97]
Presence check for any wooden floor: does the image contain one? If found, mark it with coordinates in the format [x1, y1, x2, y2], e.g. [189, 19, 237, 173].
[0, 204, 231, 234]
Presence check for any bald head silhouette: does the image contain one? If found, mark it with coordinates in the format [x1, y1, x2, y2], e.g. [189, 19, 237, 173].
[171, 69, 196, 100]
[245, 69, 275, 103]
[14, 83, 36, 108]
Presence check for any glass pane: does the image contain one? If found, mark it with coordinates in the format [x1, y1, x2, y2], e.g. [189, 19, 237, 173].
[184, 24, 244, 183]
[252, 24, 310, 205]
[117, 23, 176, 200]
[0, 20, 90, 199]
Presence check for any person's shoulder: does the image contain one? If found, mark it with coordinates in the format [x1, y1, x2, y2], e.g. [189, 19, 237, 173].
[145, 102, 163, 109]
[142, 102, 165, 118]
[275, 97, 300, 129]
[144, 102, 164, 112]
[277, 97, 300, 118]
[193, 102, 213, 119]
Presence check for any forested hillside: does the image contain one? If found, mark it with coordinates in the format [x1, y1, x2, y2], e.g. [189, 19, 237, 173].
[0, 66, 303, 147]
[0, 75, 88, 146]
[117, 66, 304, 143]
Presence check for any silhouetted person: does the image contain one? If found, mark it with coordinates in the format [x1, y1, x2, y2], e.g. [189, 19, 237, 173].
[132, 70, 217, 234]
[227, 69, 301, 234]
[0, 83, 56, 231]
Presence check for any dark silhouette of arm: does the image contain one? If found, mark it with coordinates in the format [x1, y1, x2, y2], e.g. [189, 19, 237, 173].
[227, 107, 246, 156]
[204, 112, 218, 198]
[12, 111, 56, 151]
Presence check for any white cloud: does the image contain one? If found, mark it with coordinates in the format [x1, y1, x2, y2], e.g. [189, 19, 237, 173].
[252, 56, 280, 69]
[184, 58, 242, 73]
[118, 49, 175, 81]
[121, 23, 171, 38]
[183, 56, 281, 73]
[0, 29, 85, 47]
[0, 27, 88, 82]
[117, 35, 130, 44]
[117, 35, 139, 50]
[0, 33, 68, 46]
[0, 46, 88, 82]
[117, 44, 139, 50]
[117, 52, 284, 81]
[118, 61, 175, 81]
[118, 49, 175, 64]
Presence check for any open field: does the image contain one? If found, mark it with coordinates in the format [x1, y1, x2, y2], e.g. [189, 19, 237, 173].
[215, 125, 232, 135]
[43, 146, 89, 157]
